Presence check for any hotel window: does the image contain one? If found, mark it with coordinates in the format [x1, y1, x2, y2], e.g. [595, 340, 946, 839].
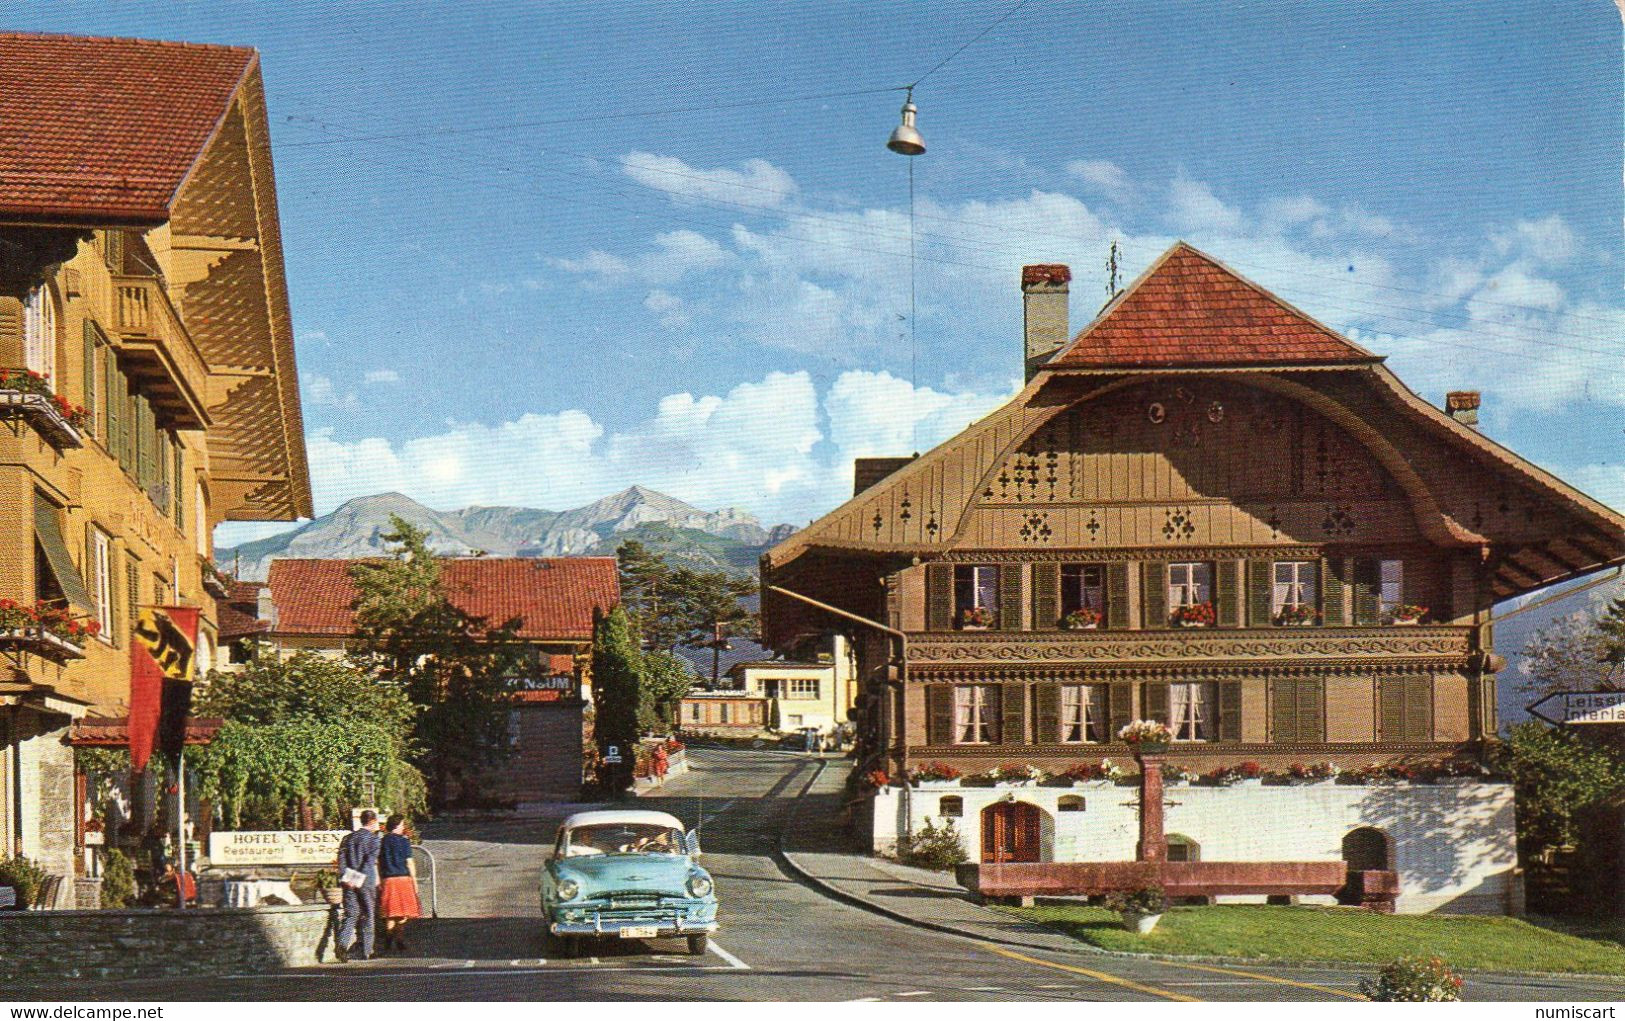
[1379, 561, 1404, 621]
[1170, 682, 1218, 742]
[1272, 561, 1318, 620]
[1060, 564, 1106, 620]
[1059, 684, 1106, 743]
[953, 685, 1000, 744]
[939, 795, 963, 818]
[88, 528, 113, 640]
[22, 285, 57, 385]
[1168, 563, 1212, 610]
[953, 565, 1000, 627]
[786, 678, 820, 700]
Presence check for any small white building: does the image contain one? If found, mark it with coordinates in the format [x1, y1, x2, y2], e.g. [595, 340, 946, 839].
[726, 633, 857, 736]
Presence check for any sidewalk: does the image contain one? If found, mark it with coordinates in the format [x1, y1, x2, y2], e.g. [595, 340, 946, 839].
[777, 759, 1088, 955]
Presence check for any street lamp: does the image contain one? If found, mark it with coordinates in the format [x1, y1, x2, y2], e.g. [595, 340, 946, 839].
[886, 88, 926, 156]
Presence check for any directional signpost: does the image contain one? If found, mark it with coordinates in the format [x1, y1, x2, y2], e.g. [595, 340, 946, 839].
[1526, 689, 1625, 727]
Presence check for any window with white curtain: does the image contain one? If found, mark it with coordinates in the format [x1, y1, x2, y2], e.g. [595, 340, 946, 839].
[953, 685, 999, 744]
[1169, 682, 1217, 741]
[1272, 561, 1317, 612]
[89, 527, 113, 640]
[1168, 562, 1212, 608]
[1060, 684, 1106, 743]
[23, 286, 57, 386]
[1379, 560, 1404, 618]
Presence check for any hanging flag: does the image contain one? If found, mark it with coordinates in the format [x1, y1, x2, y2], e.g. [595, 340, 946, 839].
[129, 607, 197, 772]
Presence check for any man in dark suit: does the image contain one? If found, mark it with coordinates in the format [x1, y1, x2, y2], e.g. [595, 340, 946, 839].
[336, 810, 382, 962]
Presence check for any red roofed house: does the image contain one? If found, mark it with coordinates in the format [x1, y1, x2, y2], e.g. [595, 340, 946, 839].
[761, 243, 1625, 913]
[259, 557, 620, 805]
[0, 33, 309, 903]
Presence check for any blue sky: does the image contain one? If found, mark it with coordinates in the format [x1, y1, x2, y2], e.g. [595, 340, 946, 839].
[5, 1, 1621, 544]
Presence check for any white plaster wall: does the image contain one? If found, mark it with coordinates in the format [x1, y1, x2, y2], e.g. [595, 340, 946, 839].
[875, 780, 1520, 915]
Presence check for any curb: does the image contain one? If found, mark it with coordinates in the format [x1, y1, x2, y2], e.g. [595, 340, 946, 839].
[772, 759, 1625, 985]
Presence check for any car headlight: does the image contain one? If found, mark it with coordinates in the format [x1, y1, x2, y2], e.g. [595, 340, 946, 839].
[686, 873, 713, 898]
[556, 878, 581, 901]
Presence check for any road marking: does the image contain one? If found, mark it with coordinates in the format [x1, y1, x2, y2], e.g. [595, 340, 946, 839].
[964, 986, 1004, 991]
[707, 940, 751, 971]
[979, 943, 1199, 1002]
[1165, 960, 1365, 1000]
[896, 990, 930, 997]
[843, 997, 882, 1002]
[1036, 983, 1074, 989]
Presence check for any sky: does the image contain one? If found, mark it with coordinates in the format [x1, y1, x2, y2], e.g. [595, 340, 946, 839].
[4, 1, 1621, 546]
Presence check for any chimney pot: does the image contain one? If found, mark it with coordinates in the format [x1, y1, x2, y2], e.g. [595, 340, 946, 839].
[1022, 264, 1071, 381]
[1446, 390, 1481, 427]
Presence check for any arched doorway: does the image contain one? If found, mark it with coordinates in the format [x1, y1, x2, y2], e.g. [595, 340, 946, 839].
[981, 801, 1041, 863]
[1342, 827, 1389, 871]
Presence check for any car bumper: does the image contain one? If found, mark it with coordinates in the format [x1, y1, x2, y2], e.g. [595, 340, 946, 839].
[549, 918, 719, 937]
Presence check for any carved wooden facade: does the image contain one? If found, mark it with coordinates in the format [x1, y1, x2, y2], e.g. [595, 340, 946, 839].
[761, 243, 1625, 775]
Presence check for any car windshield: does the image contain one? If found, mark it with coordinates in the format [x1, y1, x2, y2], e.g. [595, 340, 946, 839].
[563, 823, 683, 857]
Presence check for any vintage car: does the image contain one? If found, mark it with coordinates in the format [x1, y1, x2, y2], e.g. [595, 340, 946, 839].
[540, 808, 718, 956]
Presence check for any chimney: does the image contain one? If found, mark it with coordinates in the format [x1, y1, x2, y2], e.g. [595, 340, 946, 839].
[1022, 264, 1071, 381]
[853, 456, 917, 496]
[1446, 391, 1481, 427]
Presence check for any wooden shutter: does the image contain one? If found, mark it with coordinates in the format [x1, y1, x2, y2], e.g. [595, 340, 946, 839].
[1001, 683, 1026, 744]
[107, 358, 124, 469]
[1216, 560, 1241, 627]
[1035, 683, 1061, 744]
[1353, 558, 1381, 626]
[1108, 682, 1132, 739]
[1378, 677, 1405, 741]
[1271, 679, 1298, 742]
[1273, 679, 1323, 742]
[173, 444, 184, 529]
[925, 564, 954, 631]
[1404, 675, 1433, 742]
[926, 685, 955, 745]
[997, 565, 1023, 631]
[84, 526, 98, 623]
[1143, 682, 1170, 725]
[1247, 559, 1273, 627]
[1219, 681, 1243, 742]
[1031, 563, 1060, 630]
[81, 321, 97, 439]
[1322, 558, 1347, 626]
[1298, 679, 1325, 742]
[1106, 563, 1130, 629]
[1141, 562, 1167, 628]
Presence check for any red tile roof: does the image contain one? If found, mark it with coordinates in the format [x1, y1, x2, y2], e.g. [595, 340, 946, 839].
[70, 716, 223, 747]
[266, 558, 620, 641]
[217, 581, 268, 641]
[0, 33, 255, 225]
[1044, 243, 1379, 370]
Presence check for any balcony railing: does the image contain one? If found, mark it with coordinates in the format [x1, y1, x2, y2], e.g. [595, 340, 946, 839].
[0, 386, 85, 450]
[111, 275, 210, 429]
[0, 627, 87, 662]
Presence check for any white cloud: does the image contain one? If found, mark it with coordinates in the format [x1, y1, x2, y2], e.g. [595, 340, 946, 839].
[621, 152, 797, 208]
[551, 229, 730, 288]
[643, 289, 690, 329]
[303, 374, 358, 411]
[1066, 159, 1133, 201]
[363, 369, 400, 385]
[1167, 173, 1242, 233]
[1492, 215, 1579, 263]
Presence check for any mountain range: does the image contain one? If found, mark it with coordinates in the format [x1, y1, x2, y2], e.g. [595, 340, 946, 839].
[216, 486, 795, 581]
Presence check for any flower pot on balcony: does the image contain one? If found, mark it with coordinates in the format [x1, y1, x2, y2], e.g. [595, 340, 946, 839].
[1120, 911, 1162, 934]
[912, 779, 961, 790]
[1130, 743, 1169, 756]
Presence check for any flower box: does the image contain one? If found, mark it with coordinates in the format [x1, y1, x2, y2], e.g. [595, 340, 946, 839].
[0, 388, 85, 450]
[0, 627, 86, 661]
[911, 779, 962, 789]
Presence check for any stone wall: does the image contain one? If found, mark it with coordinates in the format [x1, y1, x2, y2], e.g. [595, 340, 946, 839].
[873, 779, 1521, 915]
[0, 903, 333, 985]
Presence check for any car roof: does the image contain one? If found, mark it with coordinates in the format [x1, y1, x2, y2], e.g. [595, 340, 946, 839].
[559, 809, 686, 831]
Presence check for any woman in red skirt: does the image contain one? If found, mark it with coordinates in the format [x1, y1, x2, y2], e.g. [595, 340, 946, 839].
[377, 814, 421, 952]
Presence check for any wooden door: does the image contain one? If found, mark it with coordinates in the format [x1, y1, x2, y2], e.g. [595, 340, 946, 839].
[981, 801, 1041, 863]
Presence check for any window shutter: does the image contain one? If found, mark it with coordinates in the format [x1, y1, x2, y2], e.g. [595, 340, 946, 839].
[1001, 683, 1026, 744]
[1322, 558, 1347, 626]
[1143, 682, 1170, 725]
[108, 549, 120, 648]
[927, 685, 955, 745]
[106, 359, 123, 468]
[1035, 683, 1061, 744]
[1353, 558, 1381, 626]
[1219, 681, 1243, 742]
[997, 565, 1023, 631]
[1106, 563, 1130, 629]
[1141, 562, 1167, 628]
[1404, 675, 1433, 742]
[174, 444, 184, 530]
[1247, 559, 1274, 627]
[1378, 677, 1405, 741]
[84, 526, 98, 622]
[1108, 682, 1132, 739]
[1298, 679, 1325, 743]
[1271, 679, 1298, 743]
[1031, 563, 1059, 630]
[924, 564, 954, 631]
[81, 321, 97, 439]
[1216, 560, 1241, 627]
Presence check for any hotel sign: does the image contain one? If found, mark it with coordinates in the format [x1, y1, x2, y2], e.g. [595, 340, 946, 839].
[1527, 690, 1625, 727]
[207, 830, 347, 866]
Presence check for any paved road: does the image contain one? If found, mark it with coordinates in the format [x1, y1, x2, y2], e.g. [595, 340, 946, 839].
[45, 747, 1625, 1001]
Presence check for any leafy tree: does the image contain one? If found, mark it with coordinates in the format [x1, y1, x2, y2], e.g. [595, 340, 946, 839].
[638, 650, 695, 733]
[1492, 722, 1625, 853]
[194, 651, 415, 732]
[592, 605, 642, 794]
[1520, 599, 1625, 698]
[349, 516, 529, 807]
[615, 539, 756, 653]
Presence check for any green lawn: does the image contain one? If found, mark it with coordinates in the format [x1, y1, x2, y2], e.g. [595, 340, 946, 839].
[1001, 904, 1625, 976]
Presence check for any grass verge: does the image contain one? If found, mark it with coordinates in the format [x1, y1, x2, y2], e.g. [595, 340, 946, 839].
[1000, 903, 1625, 975]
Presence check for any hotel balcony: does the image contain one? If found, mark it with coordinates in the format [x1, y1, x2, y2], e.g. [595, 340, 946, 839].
[111, 275, 211, 429]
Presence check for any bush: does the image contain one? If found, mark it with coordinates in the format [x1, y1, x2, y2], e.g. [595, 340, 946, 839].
[0, 855, 47, 907]
[1104, 886, 1167, 914]
[99, 850, 136, 909]
[1359, 955, 1464, 1002]
[898, 820, 968, 871]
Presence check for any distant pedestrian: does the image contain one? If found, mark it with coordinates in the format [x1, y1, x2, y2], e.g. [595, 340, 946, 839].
[335, 809, 382, 962]
[652, 743, 669, 787]
[377, 814, 422, 953]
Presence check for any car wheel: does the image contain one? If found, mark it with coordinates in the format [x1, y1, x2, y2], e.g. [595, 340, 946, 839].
[686, 934, 708, 956]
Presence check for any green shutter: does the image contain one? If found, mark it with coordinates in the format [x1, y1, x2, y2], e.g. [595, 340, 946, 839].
[106, 358, 123, 468]
[927, 685, 955, 745]
[34, 493, 93, 610]
[85, 526, 97, 622]
[997, 565, 1023, 631]
[1219, 681, 1243, 742]
[1353, 558, 1381, 626]
[1216, 560, 1241, 627]
[81, 321, 97, 439]
[1001, 683, 1026, 744]
[1405, 675, 1433, 742]
[1141, 562, 1167, 628]
[1108, 682, 1132, 739]
[1106, 563, 1130, 630]
[1271, 679, 1298, 743]
[1299, 679, 1325, 742]
[1035, 683, 1061, 744]
[173, 444, 184, 529]
[924, 564, 954, 631]
[1144, 682, 1170, 725]
[1322, 558, 1347, 626]
[1247, 559, 1274, 627]
[1031, 562, 1060, 630]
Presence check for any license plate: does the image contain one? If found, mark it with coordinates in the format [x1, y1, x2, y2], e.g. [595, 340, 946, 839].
[619, 925, 658, 939]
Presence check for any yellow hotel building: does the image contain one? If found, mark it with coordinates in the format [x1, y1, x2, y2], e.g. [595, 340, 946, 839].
[0, 33, 310, 900]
